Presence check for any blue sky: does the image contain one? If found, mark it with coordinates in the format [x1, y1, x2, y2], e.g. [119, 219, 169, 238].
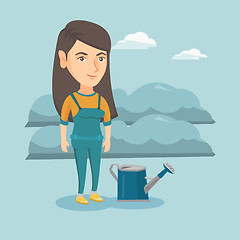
[2, 0, 239, 105]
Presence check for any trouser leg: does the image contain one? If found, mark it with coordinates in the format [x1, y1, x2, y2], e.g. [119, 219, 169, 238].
[88, 140, 102, 191]
[73, 143, 88, 194]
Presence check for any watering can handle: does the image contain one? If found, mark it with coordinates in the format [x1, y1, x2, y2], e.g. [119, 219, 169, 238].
[109, 163, 119, 182]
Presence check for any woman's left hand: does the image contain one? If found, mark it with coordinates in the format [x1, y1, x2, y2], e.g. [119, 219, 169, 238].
[102, 139, 111, 152]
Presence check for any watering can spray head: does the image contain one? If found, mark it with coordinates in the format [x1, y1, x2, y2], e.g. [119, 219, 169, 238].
[144, 163, 175, 194]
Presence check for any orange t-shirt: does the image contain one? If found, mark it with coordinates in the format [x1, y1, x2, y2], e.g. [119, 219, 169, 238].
[60, 92, 111, 126]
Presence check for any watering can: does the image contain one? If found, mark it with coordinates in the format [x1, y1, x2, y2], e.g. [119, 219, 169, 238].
[109, 163, 175, 201]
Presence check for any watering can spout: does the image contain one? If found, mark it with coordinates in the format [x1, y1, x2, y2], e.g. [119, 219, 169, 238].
[144, 163, 175, 194]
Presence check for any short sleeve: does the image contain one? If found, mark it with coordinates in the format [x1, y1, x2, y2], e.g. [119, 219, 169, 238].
[60, 95, 71, 125]
[101, 96, 111, 126]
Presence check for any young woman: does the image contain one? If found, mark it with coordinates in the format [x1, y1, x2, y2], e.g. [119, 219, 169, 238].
[52, 20, 118, 205]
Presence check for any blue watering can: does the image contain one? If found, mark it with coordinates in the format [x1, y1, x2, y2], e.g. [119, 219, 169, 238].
[109, 163, 175, 201]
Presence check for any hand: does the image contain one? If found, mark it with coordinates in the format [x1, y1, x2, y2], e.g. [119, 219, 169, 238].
[102, 139, 111, 152]
[61, 139, 69, 152]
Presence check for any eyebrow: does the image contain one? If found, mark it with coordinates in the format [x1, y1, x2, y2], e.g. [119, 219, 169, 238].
[75, 52, 88, 56]
[75, 51, 107, 56]
[96, 52, 106, 56]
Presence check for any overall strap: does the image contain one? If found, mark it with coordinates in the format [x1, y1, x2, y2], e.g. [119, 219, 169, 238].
[70, 93, 82, 110]
[98, 93, 101, 110]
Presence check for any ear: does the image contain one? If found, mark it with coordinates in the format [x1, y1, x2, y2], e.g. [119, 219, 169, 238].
[58, 50, 67, 68]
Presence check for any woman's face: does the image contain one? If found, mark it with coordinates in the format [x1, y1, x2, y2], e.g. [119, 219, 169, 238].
[58, 40, 108, 87]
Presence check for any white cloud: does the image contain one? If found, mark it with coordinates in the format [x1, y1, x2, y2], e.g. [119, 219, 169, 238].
[172, 48, 207, 60]
[112, 32, 157, 50]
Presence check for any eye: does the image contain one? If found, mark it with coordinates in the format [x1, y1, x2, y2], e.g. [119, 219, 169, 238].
[78, 56, 86, 62]
[98, 57, 105, 62]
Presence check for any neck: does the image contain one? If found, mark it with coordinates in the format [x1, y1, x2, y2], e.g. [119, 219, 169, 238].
[78, 85, 94, 95]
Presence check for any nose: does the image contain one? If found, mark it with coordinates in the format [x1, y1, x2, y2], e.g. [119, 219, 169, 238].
[91, 58, 99, 73]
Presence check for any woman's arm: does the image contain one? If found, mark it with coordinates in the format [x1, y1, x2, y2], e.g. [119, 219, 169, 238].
[100, 96, 112, 152]
[60, 96, 71, 152]
[60, 124, 69, 152]
[60, 124, 67, 141]
[103, 125, 111, 152]
[104, 125, 111, 142]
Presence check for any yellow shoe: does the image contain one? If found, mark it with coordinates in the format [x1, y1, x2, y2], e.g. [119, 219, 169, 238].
[90, 193, 103, 202]
[76, 195, 89, 205]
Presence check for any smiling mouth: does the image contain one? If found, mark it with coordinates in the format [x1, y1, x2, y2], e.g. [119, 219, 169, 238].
[87, 74, 97, 77]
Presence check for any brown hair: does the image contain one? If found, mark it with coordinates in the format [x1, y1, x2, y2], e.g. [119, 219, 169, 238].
[52, 20, 118, 123]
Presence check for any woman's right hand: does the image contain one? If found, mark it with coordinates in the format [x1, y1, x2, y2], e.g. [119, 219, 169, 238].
[61, 139, 69, 152]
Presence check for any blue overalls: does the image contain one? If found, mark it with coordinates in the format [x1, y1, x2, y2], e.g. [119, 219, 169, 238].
[69, 92, 105, 194]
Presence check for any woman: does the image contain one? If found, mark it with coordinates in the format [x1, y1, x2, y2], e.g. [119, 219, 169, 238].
[52, 20, 118, 205]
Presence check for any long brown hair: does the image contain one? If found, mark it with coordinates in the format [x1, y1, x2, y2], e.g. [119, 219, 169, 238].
[52, 20, 118, 123]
